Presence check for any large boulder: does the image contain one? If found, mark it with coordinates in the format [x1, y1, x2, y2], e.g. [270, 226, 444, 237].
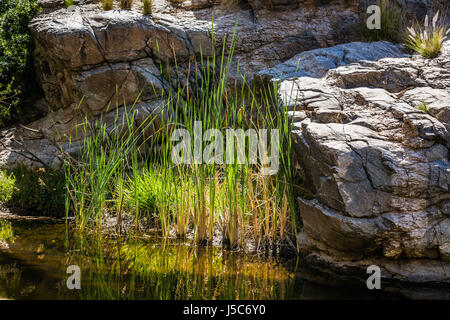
[276, 39, 450, 283]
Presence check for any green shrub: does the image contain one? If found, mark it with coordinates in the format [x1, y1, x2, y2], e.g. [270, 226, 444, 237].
[167, 0, 185, 6]
[0, 170, 15, 203]
[142, 0, 152, 15]
[2, 167, 66, 216]
[404, 11, 449, 59]
[0, 0, 39, 128]
[64, 0, 74, 7]
[360, 0, 406, 42]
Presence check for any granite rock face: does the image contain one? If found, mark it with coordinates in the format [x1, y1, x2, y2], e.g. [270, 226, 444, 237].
[1, 0, 365, 169]
[275, 39, 450, 283]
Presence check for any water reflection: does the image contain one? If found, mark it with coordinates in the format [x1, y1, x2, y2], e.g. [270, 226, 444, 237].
[1, 218, 437, 300]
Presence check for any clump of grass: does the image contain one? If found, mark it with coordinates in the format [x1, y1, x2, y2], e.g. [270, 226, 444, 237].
[0, 220, 15, 243]
[167, 0, 185, 6]
[120, 0, 133, 9]
[142, 0, 152, 15]
[63, 24, 298, 253]
[416, 101, 430, 113]
[0, 171, 15, 204]
[360, 0, 406, 42]
[404, 11, 449, 58]
[102, 0, 113, 10]
[64, 0, 74, 7]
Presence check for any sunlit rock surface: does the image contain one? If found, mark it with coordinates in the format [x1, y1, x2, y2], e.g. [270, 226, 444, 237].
[276, 39, 450, 283]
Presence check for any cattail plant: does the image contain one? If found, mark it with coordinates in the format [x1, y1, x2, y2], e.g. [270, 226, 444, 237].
[405, 11, 449, 58]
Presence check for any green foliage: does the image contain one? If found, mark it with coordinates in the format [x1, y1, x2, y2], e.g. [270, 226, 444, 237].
[0, 220, 15, 243]
[64, 25, 298, 252]
[0, 0, 39, 127]
[404, 11, 449, 59]
[142, 0, 152, 15]
[360, 0, 406, 42]
[64, 0, 74, 7]
[1, 167, 65, 216]
[221, 0, 241, 9]
[0, 170, 15, 203]
[123, 167, 161, 217]
[101, 0, 113, 10]
[416, 101, 430, 113]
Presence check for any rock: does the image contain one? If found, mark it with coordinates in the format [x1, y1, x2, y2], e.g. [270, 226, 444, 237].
[258, 41, 409, 80]
[277, 39, 450, 283]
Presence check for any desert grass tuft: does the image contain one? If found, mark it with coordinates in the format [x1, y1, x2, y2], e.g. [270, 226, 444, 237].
[404, 11, 449, 58]
[120, 0, 134, 9]
[142, 0, 153, 15]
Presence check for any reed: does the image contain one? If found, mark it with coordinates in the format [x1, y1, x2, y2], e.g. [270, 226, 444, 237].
[63, 22, 299, 252]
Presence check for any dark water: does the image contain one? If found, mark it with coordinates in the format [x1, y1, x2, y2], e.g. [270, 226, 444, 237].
[0, 218, 445, 300]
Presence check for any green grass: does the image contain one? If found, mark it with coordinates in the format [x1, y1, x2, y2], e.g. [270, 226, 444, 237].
[0, 170, 15, 203]
[0, 0, 40, 128]
[360, 0, 406, 42]
[142, 0, 152, 15]
[416, 101, 430, 113]
[63, 24, 299, 252]
[404, 11, 449, 58]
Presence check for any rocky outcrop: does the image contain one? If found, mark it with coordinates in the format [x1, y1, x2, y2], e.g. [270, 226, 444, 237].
[275, 39, 449, 283]
[1, 0, 446, 169]
[1, 0, 365, 169]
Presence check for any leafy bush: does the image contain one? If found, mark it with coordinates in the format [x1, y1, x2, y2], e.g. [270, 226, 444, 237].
[404, 11, 449, 58]
[0, 0, 39, 127]
[0, 170, 15, 203]
[360, 0, 406, 42]
[1, 167, 66, 216]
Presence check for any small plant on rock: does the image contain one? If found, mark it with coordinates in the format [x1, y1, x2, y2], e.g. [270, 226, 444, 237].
[416, 101, 430, 113]
[167, 0, 185, 7]
[64, 0, 74, 7]
[102, 0, 113, 10]
[142, 0, 152, 15]
[0, 170, 15, 203]
[120, 0, 134, 9]
[404, 11, 449, 59]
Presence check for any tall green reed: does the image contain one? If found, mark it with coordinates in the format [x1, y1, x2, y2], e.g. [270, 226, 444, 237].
[63, 20, 299, 253]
